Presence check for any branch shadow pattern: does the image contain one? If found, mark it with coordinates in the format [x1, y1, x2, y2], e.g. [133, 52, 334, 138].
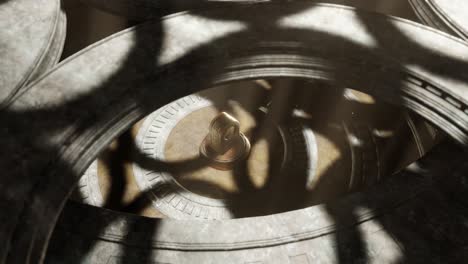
[1, 1, 468, 263]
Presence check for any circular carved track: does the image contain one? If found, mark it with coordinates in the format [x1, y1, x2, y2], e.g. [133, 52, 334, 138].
[409, 0, 468, 40]
[74, 83, 435, 219]
[48, 142, 468, 263]
[2, 3, 468, 263]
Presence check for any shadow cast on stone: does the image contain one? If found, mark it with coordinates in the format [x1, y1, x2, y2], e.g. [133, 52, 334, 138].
[2, 1, 468, 263]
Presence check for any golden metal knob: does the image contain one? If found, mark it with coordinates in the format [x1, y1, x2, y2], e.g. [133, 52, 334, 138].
[200, 112, 251, 170]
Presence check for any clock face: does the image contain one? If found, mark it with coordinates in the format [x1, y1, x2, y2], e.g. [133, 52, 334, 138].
[73, 79, 435, 219]
[8, 2, 468, 263]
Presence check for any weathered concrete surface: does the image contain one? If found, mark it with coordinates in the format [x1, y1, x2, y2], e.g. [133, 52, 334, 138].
[2, 3, 468, 263]
[0, 0, 65, 105]
[46, 141, 468, 263]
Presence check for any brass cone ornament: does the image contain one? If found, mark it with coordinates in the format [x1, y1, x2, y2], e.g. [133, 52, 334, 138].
[6, 2, 468, 263]
[200, 112, 251, 170]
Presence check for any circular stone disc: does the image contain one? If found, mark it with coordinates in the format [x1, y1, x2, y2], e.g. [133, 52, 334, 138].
[73, 81, 438, 219]
[130, 83, 331, 219]
[77, 81, 408, 219]
[0, 0, 66, 105]
[48, 142, 468, 264]
[409, 0, 468, 39]
[4, 2, 468, 261]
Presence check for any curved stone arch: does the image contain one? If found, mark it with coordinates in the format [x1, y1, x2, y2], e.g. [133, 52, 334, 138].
[3, 3, 468, 263]
[79, 0, 419, 21]
[0, 0, 66, 105]
[409, 0, 468, 40]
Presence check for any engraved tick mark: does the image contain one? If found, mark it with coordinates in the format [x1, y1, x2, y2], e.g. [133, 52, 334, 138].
[177, 199, 187, 211]
[165, 194, 176, 203]
[172, 197, 181, 207]
[194, 207, 201, 217]
[185, 203, 194, 215]
[203, 209, 209, 219]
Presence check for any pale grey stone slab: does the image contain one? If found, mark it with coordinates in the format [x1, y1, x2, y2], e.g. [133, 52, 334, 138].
[46, 142, 468, 263]
[0, 0, 65, 105]
[410, 0, 468, 40]
[3, 3, 468, 263]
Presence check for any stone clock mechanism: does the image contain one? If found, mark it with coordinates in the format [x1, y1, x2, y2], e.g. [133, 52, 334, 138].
[1, 0, 468, 263]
